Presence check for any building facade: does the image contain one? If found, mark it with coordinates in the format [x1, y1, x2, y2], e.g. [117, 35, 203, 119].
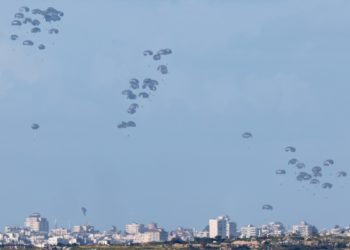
[240, 224, 259, 238]
[125, 223, 145, 235]
[24, 213, 49, 233]
[209, 215, 237, 239]
[292, 221, 318, 237]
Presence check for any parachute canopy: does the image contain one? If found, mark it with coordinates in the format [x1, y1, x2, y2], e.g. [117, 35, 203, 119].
[262, 204, 273, 210]
[81, 207, 87, 216]
[242, 132, 253, 139]
[31, 123, 40, 130]
[285, 146, 296, 153]
[275, 169, 286, 175]
[143, 50, 153, 56]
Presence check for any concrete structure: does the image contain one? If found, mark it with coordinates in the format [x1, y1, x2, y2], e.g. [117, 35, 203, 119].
[147, 223, 158, 230]
[24, 213, 49, 233]
[134, 229, 168, 243]
[72, 224, 95, 234]
[240, 224, 259, 238]
[260, 222, 285, 237]
[125, 223, 145, 235]
[209, 215, 237, 239]
[292, 221, 318, 237]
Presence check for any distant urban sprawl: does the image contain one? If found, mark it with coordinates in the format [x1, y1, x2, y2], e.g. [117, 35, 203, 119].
[1, 213, 349, 247]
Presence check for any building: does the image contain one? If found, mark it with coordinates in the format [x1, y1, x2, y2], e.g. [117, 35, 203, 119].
[147, 223, 158, 230]
[260, 222, 285, 237]
[134, 229, 168, 243]
[292, 221, 318, 237]
[209, 215, 237, 239]
[125, 223, 145, 235]
[72, 225, 95, 234]
[169, 227, 194, 241]
[240, 224, 259, 238]
[50, 228, 69, 237]
[24, 213, 49, 233]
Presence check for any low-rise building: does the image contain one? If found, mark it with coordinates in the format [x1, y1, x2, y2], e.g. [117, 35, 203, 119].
[240, 224, 259, 238]
[291, 221, 318, 237]
[125, 223, 145, 235]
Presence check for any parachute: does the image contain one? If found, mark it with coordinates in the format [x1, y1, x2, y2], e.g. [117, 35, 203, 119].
[275, 169, 286, 175]
[11, 20, 22, 26]
[296, 163, 306, 169]
[143, 50, 153, 56]
[14, 13, 24, 19]
[285, 146, 296, 153]
[142, 78, 159, 91]
[153, 54, 161, 61]
[23, 40, 34, 46]
[127, 103, 139, 114]
[10, 34, 19, 41]
[122, 90, 137, 100]
[81, 207, 87, 216]
[129, 79, 140, 89]
[337, 171, 347, 177]
[310, 179, 320, 184]
[23, 18, 32, 24]
[48, 28, 59, 34]
[323, 159, 334, 166]
[31, 27, 41, 33]
[157, 65, 168, 74]
[321, 183, 333, 189]
[262, 204, 273, 210]
[242, 132, 253, 139]
[117, 121, 136, 129]
[138, 92, 149, 98]
[32, 19, 40, 26]
[296, 172, 312, 181]
[158, 48, 172, 55]
[19, 6, 30, 13]
[288, 158, 298, 165]
[31, 123, 40, 130]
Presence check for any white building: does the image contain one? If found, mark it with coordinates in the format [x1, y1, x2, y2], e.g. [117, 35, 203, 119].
[193, 230, 209, 238]
[72, 225, 95, 233]
[260, 222, 285, 237]
[209, 215, 237, 239]
[240, 224, 259, 238]
[125, 223, 145, 235]
[24, 213, 49, 233]
[329, 225, 345, 236]
[48, 236, 69, 245]
[50, 228, 69, 237]
[147, 223, 158, 230]
[292, 221, 318, 237]
[134, 229, 168, 243]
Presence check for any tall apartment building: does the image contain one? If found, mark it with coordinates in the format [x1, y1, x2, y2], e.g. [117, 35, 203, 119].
[24, 213, 49, 233]
[209, 215, 237, 239]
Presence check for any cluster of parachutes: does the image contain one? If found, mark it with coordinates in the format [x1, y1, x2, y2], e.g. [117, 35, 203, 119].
[241, 134, 347, 211]
[117, 48, 172, 129]
[279, 146, 347, 190]
[10, 6, 64, 50]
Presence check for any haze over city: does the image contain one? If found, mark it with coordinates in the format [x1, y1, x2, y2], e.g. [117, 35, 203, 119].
[0, 0, 350, 233]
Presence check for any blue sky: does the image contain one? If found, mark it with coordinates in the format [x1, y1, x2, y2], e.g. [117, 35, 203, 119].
[0, 0, 350, 231]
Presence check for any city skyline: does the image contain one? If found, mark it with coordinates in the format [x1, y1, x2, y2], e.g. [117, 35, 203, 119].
[2, 213, 348, 248]
[1, 0, 350, 232]
[2, 212, 348, 233]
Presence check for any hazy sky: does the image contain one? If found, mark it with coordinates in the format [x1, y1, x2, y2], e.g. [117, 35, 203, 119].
[1, 0, 350, 231]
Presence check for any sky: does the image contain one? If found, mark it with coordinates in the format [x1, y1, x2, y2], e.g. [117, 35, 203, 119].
[0, 0, 350, 232]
